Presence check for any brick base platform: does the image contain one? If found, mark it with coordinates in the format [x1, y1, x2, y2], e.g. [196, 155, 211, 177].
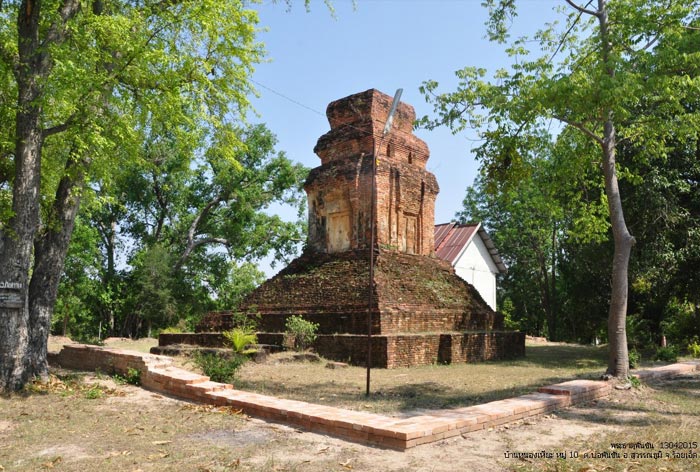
[158, 331, 526, 368]
[49, 344, 700, 450]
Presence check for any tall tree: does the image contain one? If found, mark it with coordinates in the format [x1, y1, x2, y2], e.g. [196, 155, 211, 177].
[421, 0, 700, 378]
[0, 0, 263, 390]
[85, 122, 307, 338]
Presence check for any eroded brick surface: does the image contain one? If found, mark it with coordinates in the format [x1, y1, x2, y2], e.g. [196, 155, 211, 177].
[191, 90, 525, 368]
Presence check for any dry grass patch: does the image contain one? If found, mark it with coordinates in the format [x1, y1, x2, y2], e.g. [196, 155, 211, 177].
[235, 342, 609, 414]
[0, 370, 281, 472]
[509, 373, 700, 472]
[47, 336, 158, 354]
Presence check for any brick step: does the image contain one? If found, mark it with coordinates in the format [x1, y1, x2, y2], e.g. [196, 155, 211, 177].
[146, 366, 210, 385]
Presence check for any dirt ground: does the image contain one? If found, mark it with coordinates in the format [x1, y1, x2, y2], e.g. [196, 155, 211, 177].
[5, 337, 693, 471]
[4, 371, 692, 472]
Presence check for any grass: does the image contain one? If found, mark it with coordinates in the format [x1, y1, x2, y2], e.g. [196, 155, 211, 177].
[48, 336, 158, 355]
[235, 343, 611, 414]
[4, 342, 698, 471]
[2, 368, 697, 471]
[0, 371, 258, 472]
[510, 373, 700, 472]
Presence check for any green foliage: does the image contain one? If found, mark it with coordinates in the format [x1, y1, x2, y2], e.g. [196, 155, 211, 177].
[628, 349, 641, 369]
[56, 123, 306, 339]
[125, 245, 178, 337]
[660, 298, 699, 347]
[628, 375, 641, 388]
[222, 328, 258, 355]
[160, 326, 184, 335]
[113, 368, 141, 386]
[284, 316, 319, 352]
[687, 339, 700, 358]
[1, 0, 311, 344]
[233, 311, 261, 332]
[626, 314, 653, 351]
[191, 352, 245, 384]
[499, 299, 521, 331]
[655, 346, 679, 363]
[84, 385, 104, 400]
[422, 0, 700, 357]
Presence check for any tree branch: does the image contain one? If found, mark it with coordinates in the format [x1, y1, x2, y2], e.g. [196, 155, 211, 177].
[174, 194, 224, 270]
[547, 0, 593, 65]
[43, 0, 82, 46]
[565, 0, 598, 17]
[42, 113, 77, 138]
[553, 115, 604, 145]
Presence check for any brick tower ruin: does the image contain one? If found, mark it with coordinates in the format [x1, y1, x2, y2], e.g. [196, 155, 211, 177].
[197, 89, 525, 367]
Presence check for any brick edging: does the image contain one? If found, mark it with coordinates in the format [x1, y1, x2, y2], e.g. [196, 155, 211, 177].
[49, 345, 700, 450]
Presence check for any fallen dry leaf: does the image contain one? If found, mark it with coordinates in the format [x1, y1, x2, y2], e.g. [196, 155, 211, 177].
[41, 456, 62, 469]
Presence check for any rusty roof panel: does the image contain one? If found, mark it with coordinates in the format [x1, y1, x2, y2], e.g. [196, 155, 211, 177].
[434, 223, 479, 264]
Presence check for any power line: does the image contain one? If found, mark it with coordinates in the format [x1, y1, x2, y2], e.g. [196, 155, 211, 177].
[250, 79, 432, 159]
[250, 78, 326, 118]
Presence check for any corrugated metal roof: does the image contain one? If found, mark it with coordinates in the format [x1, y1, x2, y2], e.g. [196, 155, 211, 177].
[434, 222, 479, 265]
[434, 223, 456, 249]
[434, 222, 507, 274]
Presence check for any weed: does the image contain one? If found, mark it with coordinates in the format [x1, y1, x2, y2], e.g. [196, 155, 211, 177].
[191, 352, 245, 384]
[629, 375, 641, 388]
[114, 368, 141, 386]
[84, 385, 104, 400]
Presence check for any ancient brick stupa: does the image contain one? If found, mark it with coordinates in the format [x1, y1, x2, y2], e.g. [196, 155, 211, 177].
[203, 89, 524, 367]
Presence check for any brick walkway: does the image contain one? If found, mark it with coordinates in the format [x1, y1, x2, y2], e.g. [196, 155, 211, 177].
[50, 345, 700, 450]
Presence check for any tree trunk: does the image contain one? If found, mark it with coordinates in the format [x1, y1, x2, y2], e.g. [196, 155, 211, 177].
[601, 120, 634, 379]
[26, 156, 86, 380]
[0, 0, 47, 391]
[597, 0, 635, 379]
[549, 224, 557, 341]
[534, 244, 555, 340]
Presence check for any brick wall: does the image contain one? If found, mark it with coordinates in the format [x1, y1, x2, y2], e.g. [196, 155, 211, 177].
[163, 330, 524, 369]
[307, 89, 437, 256]
[160, 333, 227, 348]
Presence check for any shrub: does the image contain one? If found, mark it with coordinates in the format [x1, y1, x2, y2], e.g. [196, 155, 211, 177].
[628, 348, 641, 369]
[687, 338, 700, 358]
[660, 298, 699, 347]
[160, 326, 183, 335]
[191, 352, 245, 384]
[232, 311, 260, 332]
[655, 346, 679, 363]
[222, 328, 258, 355]
[629, 375, 641, 388]
[114, 367, 141, 386]
[285, 315, 319, 351]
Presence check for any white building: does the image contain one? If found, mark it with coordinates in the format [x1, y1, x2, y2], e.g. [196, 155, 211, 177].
[434, 222, 507, 311]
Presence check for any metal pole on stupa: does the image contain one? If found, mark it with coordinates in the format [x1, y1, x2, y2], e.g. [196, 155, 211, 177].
[366, 88, 402, 397]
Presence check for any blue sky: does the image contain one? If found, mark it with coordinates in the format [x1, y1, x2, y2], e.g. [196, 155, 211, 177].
[249, 0, 561, 275]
